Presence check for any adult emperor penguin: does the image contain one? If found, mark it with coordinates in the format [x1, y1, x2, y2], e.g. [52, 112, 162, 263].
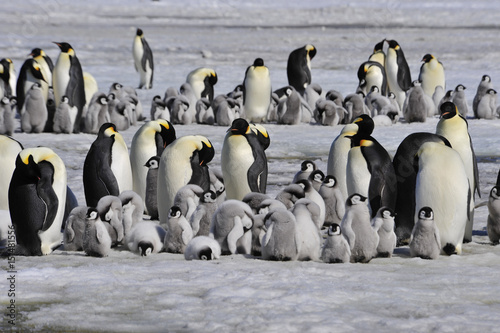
[487, 170, 500, 244]
[242, 58, 272, 123]
[473, 74, 493, 118]
[186, 67, 218, 102]
[221, 118, 269, 201]
[133, 28, 154, 89]
[409, 207, 441, 259]
[0, 135, 23, 210]
[321, 223, 351, 264]
[16, 58, 48, 111]
[130, 119, 176, 211]
[436, 101, 479, 243]
[30, 48, 54, 87]
[261, 209, 299, 261]
[392, 132, 451, 245]
[418, 54, 445, 98]
[157, 135, 214, 225]
[9, 147, 67, 255]
[415, 141, 470, 255]
[385, 39, 412, 108]
[52, 42, 86, 133]
[368, 39, 386, 66]
[83, 123, 133, 208]
[0, 58, 15, 99]
[356, 61, 387, 96]
[286, 44, 316, 95]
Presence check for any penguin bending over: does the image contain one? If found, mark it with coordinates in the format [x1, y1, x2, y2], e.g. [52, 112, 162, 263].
[262, 209, 299, 261]
[184, 236, 221, 260]
[126, 221, 166, 256]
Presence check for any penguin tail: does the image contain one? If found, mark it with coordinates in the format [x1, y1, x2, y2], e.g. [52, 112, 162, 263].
[443, 243, 457, 256]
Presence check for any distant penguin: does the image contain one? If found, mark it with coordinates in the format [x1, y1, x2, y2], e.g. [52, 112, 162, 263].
[371, 207, 396, 258]
[84, 92, 109, 134]
[409, 207, 441, 260]
[96, 195, 123, 246]
[287, 44, 316, 95]
[436, 101, 479, 243]
[130, 119, 176, 210]
[242, 58, 272, 123]
[321, 223, 351, 264]
[368, 39, 386, 66]
[250, 198, 286, 256]
[133, 28, 154, 89]
[52, 42, 85, 133]
[476, 88, 497, 119]
[451, 84, 468, 118]
[186, 67, 218, 102]
[221, 118, 269, 200]
[150, 95, 165, 120]
[119, 190, 144, 237]
[0, 135, 23, 210]
[0, 58, 15, 99]
[109, 98, 132, 131]
[209, 200, 253, 255]
[184, 235, 222, 260]
[261, 209, 299, 261]
[356, 61, 387, 96]
[144, 156, 160, 220]
[63, 206, 88, 251]
[292, 160, 316, 183]
[126, 221, 166, 256]
[340, 194, 379, 263]
[9, 147, 67, 255]
[392, 132, 450, 245]
[291, 198, 322, 261]
[418, 54, 445, 97]
[195, 98, 215, 125]
[157, 135, 214, 225]
[190, 190, 218, 236]
[83, 123, 133, 207]
[473, 74, 493, 118]
[487, 173, 500, 244]
[164, 206, 193, 254]
[314, 98, 344, 126]
[214, 95, 240, 126]
[415, 141, 470, 255]
[319, 175, 345, 228]
[21, 82, 48, 133]
[53, 95, 77, 134]
[385, 39, 412, 108]
[83, 208, 112, 257]
[16, 58, 48, 111]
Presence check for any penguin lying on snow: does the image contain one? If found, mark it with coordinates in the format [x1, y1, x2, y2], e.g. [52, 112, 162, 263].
[126, 221, 166, 256]
[184, 236, 221, 260]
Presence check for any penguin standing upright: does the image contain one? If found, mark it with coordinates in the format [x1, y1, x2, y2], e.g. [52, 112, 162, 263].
[144, 156, 160, 220]
[16, 58, 48, 111]
[385, 39, 412, 108]
[409, 207, 441, 260]
[287, 44, 316, 95]
[30, 48, 54, 87]
[473, 74, 493, 118]
[242, 58, 272, 123]
[221, 118, 269, 201]
[52, 42, 86, 133]
[0, 58, 15, 99]
[130, 119, 176, 211]
[262, 209, 299, 261]
[436, 101, 479, 243]
[0, 136, 23, 210]
[83, 208, 112, 258]
[132, 28, 154, 89]
[157, 135, 214, 225]
[368, 39, 386, 66]
[476, 89, 498, 119]
[83, 123, 133, 208]
[321, 223, 351, 264]
[487, 170, 500, 244]
[9, 147, 67, 255]
[21, 82, 48, 133]
[418, 54, 445, 98]
[451, 84, 469, 118]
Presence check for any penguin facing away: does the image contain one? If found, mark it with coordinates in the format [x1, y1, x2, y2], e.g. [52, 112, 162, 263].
[133, 28, 154, 89]
[242, 58, 272, 123]
[261, 209, 299, 261]
[385, 39, 412, 108]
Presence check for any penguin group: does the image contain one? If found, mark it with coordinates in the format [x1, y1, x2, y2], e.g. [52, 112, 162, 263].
[1, 32, 499, 265]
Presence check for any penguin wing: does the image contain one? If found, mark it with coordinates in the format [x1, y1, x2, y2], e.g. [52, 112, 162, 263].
[95, 224, 106, 244]
[470, 135, 481, 197]
[141, 38, 154, 72]
[246, 135, 268, 193]
[67, 56, 86, 119]
[44, 55, 54, 72]
[227, 216, 245, 254]
[37, 161, 60, 232]
[189, 206, 205, 235]
[262, 222, 273, 247]
[334, 191, 346, 221]
[65, 218, 75, 243]
[396, 55, 412, 91]
[181, 223, 193, 246]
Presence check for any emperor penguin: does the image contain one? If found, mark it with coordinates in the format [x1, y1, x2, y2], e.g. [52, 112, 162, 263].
[16, 58, 48, 111]
[308, 169, 325, 192]
[0, 135, 23, 211]
[53, 95, 77, 134]
[84, 92, 109, 134]
[30, 48, 53, 87]
[186, 67, 218, 102]
[251, 198, 287, 256]
[473, 74, 493, 118]
[292, 160, 316, 183]
[190, 190, 218, 236]
[83, 123, 133, 208]
[371, 207, 396, 258]
[321, 223, 351, 264]
[409, 207, 441, 260]
[130, 119, 177, 211]
[385, 39, 412, 108]
[0, 58, 15, 99]
[291, 198, 322, 261]
[487, 171, 500, 244]
[402, 80, 433, 122]
[295, 179, 325, 229]
[436, 101, 479, 243]
[242, 58, 272, 123]
[83, 208, 112, 257]
[319, 175, 345, 228]
[195, 98, 215, 125]
[415, 141, 470, 255]
[184, 235, 222, 260]
[20, 82, 48, 133]
[343, 93, 370, 123]
[476, 88, 498, 119]
[277, 85, 307, 125]
[8, 147, 67, 255]
[126, 221, 166, 256]
[314, 98, 344, 127]
[119, 190, 144, 237]
[63, 206, 88, 251]
[173, 184, 204, 222]
[275, 183, 305, 209]
[418, 54, 445, 97]
[209, 200, 254, 255]
[0, 96, 16, 136]
[340, 193, 379, 263]
[368, 39, 386, 66]
[451, 84, 469, 118]
[221, 118, 269, 201]
[157, 135, 214, 225]
[83, 72, 99, 114]
[52, 42, 85, 133]
[286, 44, 316, 95]
[261, 209, 299, 261]
[132, 28, 154, 89]
[163, 206, 193, 254]
[356, 61, 387, 96]
[144, 156, 160, 220]
[96, 195, 124, 246]
[392, 132, 451, 245]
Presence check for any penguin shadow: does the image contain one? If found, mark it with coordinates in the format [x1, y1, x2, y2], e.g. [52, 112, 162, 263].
[392, 246, 411, 258]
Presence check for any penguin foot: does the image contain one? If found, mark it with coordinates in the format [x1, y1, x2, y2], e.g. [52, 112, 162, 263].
[443, 243, 457, 256]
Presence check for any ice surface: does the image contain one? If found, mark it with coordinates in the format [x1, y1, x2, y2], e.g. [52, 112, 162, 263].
[1, 0, 500, 332]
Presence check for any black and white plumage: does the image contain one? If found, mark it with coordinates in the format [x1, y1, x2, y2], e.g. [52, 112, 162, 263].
[473, 74, 493, 118]
[186, 67, 218, 103]
[476, 88, 497, 119]
[126, 221, 166, 256]
[371, 207, 396, 258]
[242, 58, 272, 123]
[321, 224, 351, 264]
[292, 160, 316, 183]
[261, 209, 299, 261]
[451, 84, 468, 118]
[83, 208, 112, 257]
[308, 169, 325, 192]
[173, 184, 204, 222]
[184, 236, 221, 260]
[53, 95, 77, 134]
[287, 44, 316, 95]
[385, 39, 412, 108]
[164, 206, 193, 254]
[418, 54, 445, 98]
[16, 58, 48, 111]
[409, 207, 441, 260]
[356, 61, 387, 96]
[63, 206, 88, 251]
[133, 28, 154, 89]
[0, 58, 15, 100]
[30, 48, 54, 87]
[295, 179, 325, 229]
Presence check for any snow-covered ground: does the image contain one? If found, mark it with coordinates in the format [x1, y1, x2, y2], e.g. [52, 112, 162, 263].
[2, 0, 500, 331]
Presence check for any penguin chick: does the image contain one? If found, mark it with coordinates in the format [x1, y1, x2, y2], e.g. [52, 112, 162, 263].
[144, 156, 160, 220]
[251, 198, 288, 256]
[63, 206, 88, 251]
[53, 95, 77, 134]
[291, 198, 322, 261]
[409, 207, 441, 260]
[173, 184, 204, 222]
[451, 84, 468, 118]
[242, 192, 272, 214]
[477, 89, 497, 119]
[126, 221, 166, 256]
[295, 179, 325, 229]
[308, 169, 325, 192]
[184, 236, 221, 260]
[119, 190, 144, 237]
[487, 182, 500, 244]
[0, 96, 15, 136]
[261, 209, 299, 261]
[83, 208, 112, 257]
[190, 190, 218, 237]
[96, 195, 124, 246]
[321, 223, 351, 264]
[275, 183, 305, 209]
[21, 82, 48, 133]
[319, 175, 345, 228]
[371, 207, 397, 258]
[473, 74, 493, 118]
[292, 160, 316, 183]
[164, 206, 193, 254]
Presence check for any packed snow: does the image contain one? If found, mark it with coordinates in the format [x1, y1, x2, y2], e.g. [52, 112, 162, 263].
[2, 0, 500, 332]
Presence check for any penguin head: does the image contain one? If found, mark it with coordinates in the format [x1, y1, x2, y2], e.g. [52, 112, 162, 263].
[53, 42, 74, 54]
[482, 74, 491, 83]
[145, 156, 160, 169]
[439, 101, 459, 118]
[385, 39, 400, 50]
[305, 44, 316, 60]
[30, 48, 44, 58]
[107, 93, 116, 102]
[309, 170, 325, 183]
[411, 80, 422, 87]
[418, 207, 434, 220]
[323, 175, 336, 187]
[352, 114, 374, 136]
[99, 123, 118, 139]
[301, 160, 316, 172]
[9, 96, 17, 107]
[347, 193, 367, 206]
[380, 207, 395, 219]
[202, 190, 217, 203]
[490, 187, 500, 200]
[421, 54, 434, 63]
[229, 118, 250, 135]
[136, 28, 144, 37]
[61, 96, 69, 104]
[156, 119, 177, 149]
[295, 179, 312, 192]
[86, 208, 99, 221]
[373, 39, 385, 53]
[111, 82, 123, 91]
[455, 84, 466, 92]
[1, 96, 10, 105]
[169, 206, 182, 219]
[198, 247, 214, 260]
[487, 88, 497, 96]
[253, 58, 265, 67]
[370, 85, 380, 93]
[197, 139, 215, 167]
[98, 95, 108, 105]
[328, 223, 342, 236]
[29, 60, 47, 82]
[138, 241, 154, 256]
[31, 82, 42, 90]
